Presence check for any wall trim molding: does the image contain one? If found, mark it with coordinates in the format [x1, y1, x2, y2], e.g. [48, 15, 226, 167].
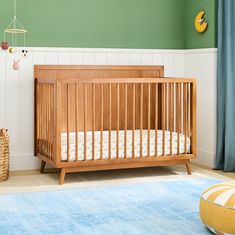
[18, 47, 218, 54]
[184, 48, 218, 54]
[24, 47, 186, 54]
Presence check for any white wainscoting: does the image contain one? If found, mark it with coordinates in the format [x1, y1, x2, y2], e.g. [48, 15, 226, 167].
[0, 47, 216, 170]
[185, 48, 217, 167]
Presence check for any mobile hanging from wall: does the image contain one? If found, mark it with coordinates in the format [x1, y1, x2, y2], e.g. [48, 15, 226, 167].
[1, 0, 28, 70]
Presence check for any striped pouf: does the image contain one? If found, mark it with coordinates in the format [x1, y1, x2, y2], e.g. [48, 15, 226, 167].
[200, 181, 235, 235]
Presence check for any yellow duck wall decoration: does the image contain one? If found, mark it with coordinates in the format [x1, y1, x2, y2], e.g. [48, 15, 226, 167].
[195, 10, 208, 33]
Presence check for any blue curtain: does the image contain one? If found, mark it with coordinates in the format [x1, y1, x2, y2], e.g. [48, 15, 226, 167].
[216, 0, 235, 171]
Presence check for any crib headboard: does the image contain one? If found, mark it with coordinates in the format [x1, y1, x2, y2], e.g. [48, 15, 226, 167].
[34, 65, 165, 136]
[34, 65, 164, 80]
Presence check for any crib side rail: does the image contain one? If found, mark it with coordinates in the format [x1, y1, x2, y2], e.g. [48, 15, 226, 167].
[56, 78, 196, 165]
[35, 79, 58, 165]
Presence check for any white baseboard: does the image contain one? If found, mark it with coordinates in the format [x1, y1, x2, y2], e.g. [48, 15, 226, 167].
[195, 149, 215, 168]
[10, 153, 40, 171]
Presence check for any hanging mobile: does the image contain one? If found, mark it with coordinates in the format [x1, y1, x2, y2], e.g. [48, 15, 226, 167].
[3, 0, 28, 70]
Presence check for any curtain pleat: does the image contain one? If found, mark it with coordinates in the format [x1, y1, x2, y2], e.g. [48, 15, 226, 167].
[216, 0, 235, 171]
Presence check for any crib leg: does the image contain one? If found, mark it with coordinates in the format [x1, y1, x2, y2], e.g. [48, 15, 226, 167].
[40, 161, 46, 173]
[59, 168, 66, 185]
[186, 160, 192, 175]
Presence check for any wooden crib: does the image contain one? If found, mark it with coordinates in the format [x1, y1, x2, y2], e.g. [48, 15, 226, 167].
[34, 65, 197, 184]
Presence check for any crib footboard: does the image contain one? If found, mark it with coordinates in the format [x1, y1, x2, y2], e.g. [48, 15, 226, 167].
[35, 65, 196, 184]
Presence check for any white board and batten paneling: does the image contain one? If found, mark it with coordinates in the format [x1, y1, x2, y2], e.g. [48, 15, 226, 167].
[185, 49, 217, 168]
[0, 47, 216, 170]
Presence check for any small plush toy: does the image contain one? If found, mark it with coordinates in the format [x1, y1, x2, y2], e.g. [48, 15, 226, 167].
[13, 60, 20, 70]
[9, 47, 17, 54]
[22, 49, 28, 59]
[1, 41, 9, 50]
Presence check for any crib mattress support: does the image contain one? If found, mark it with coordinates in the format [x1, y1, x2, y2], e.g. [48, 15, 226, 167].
[39, 158, 192, 185]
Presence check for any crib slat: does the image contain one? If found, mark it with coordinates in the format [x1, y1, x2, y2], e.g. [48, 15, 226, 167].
[43, 85, 45, 155]
[190, 82, 197, 155]
[187, 83, 191, 140]
[50, 84, 53, 159]
[41, 85, 44, 155]
[124, 83, 128, 159]
[155, 84, 158, 156]
[48, 84, 51, 159]
[44, 85, 47, 157]
[67, 84, 70, 162]
[75, 84, 78, 161]
[51, 84, 54, 160]
[100, 84, 104, 160]
[45, 85, 48, 158]
[40, 85, 42, 155]
[162, 83, 166, 156]
[116, 84, 120, 159]
[45, 84, 49, 158]
[37, 85, 41, 154]
[184, 83, 188, 154]
[169, 83, 171, 155]
[169, 83, 174, 155]
[44, 85, 46, 156]
[147, 83, 151, 157]
[109, 83, 112, 159]
[84, 84, 87, 161]
[92, 84, 95, 160]
[140, 83, 143, 158]
[50, 85, 53, 159]
[165, 83, 168, 131]
[45, 85, 48, 157]
[132, 84, 136, 158]
[176, 83, 181, 155]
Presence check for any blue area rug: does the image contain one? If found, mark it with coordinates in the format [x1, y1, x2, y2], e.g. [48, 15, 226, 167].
[0, 178, 220, 235]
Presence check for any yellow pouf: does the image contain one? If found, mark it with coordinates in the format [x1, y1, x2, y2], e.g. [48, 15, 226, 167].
[200, 181, 235, 235]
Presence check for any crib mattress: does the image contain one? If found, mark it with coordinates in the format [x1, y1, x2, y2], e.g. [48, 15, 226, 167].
[61, 130, 191, 161]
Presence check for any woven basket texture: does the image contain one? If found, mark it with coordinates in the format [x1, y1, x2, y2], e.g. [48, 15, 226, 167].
[0, 129, 9, 182]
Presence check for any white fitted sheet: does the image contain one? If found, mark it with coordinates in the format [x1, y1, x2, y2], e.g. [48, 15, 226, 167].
[61, 130, 191, 161]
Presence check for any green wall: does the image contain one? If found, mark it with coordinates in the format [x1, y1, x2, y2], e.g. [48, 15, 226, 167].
[0, 0, 217, 49]
[185, 0, 217, 49]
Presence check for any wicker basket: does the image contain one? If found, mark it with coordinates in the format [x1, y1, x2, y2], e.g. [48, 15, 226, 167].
[0, 129, 9, 182]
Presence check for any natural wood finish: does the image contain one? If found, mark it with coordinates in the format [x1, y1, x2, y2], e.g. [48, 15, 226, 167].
[140, 83, 143, 158]
[100, 84, 104, 159]
[84, 84, 87, 160]
[34, 65, 197, 184]
[147, 83, 151, 157]
[190, 82, 197, 156]
[186, 160, 192, 175]
[132, 84, 136, 158]
[176, 83, 181, 154]
[169, 83, 174, 155]
[116, 84, 120, 159]
[162, 84, 166, 156]
[124, 83, 128, 158]
[59, 168, 66, 185]
[109, 84, 112, 159]
[64, 159, 190, 173]
[75, 84, 78, 161]
[40, 161, 46, 173]
[67, 84, 70, 162]
[92, 84, 95, 160]
[184, 83, 188, 154]
[155, 84, 158, 156]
